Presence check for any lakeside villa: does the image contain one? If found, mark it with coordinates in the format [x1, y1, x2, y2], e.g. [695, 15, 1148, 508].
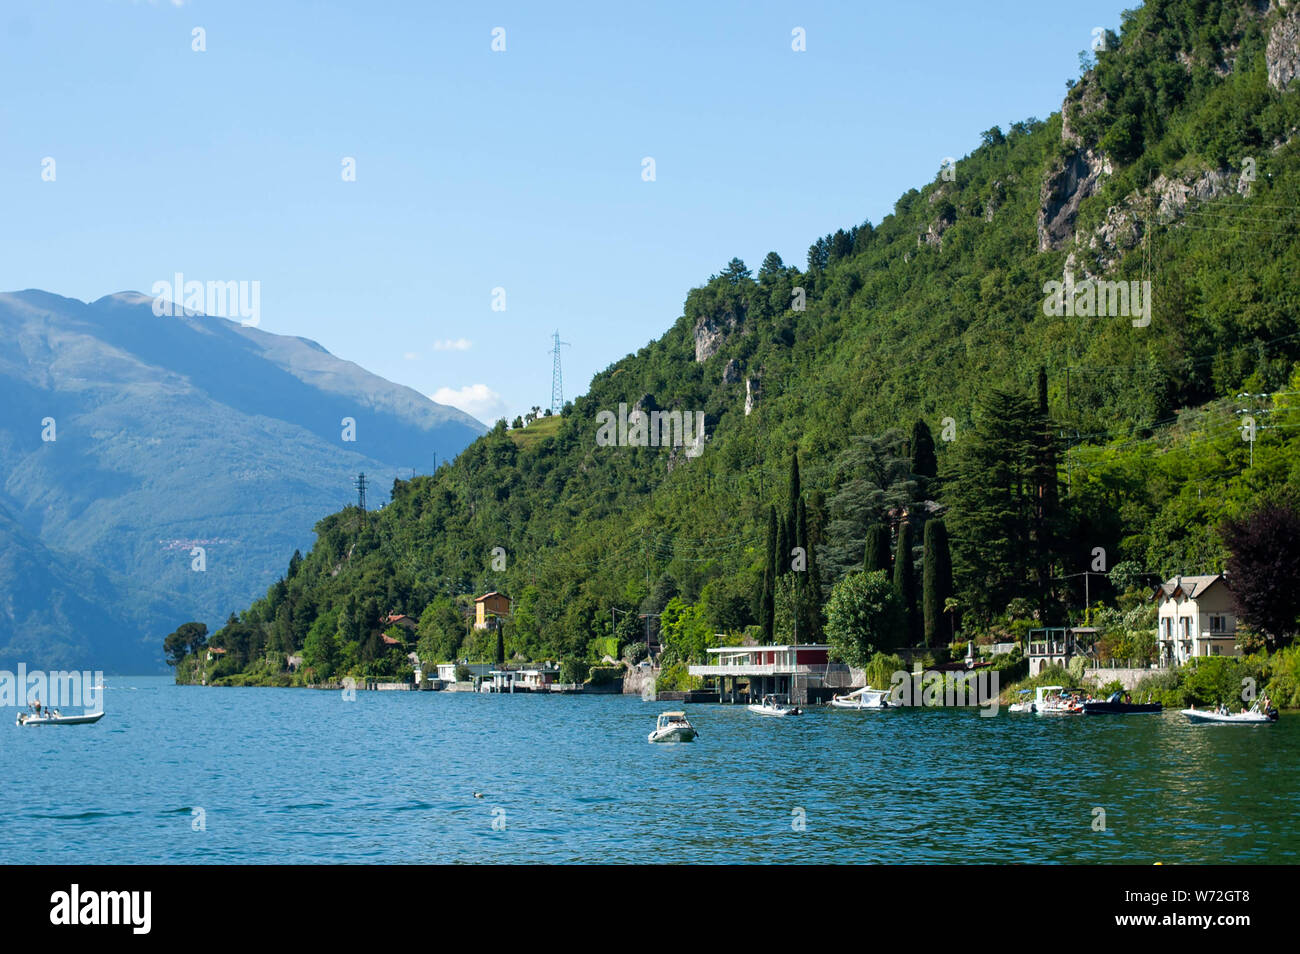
[687, 644, 854, 706]
[1153, 574, 1239, 665]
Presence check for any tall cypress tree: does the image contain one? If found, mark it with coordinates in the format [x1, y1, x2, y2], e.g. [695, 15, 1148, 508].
[911, 419, 938, 495]
[761, 506, 777, 643]
[864, 523, 891, 574]
[894, 519, 919, 645]
[787, 451, 802, 543]
[796, 498, 822, 640]
[922, 519, 953, 647]
[777, 514, 791, 578]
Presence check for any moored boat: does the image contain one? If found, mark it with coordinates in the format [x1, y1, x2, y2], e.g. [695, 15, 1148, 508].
[1083, 690, 1162, 714]
[1024, 685, 1084, 715]
[648, 710, 698, 742]
[747, 695, 802, 717]
[1181, 702, 1278, 724]
[829, 686, 891, 709]
[1008, 689, 1035, 713]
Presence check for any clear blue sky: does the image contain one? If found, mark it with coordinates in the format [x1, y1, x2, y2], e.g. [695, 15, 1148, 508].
[1, 0, 1132, 425]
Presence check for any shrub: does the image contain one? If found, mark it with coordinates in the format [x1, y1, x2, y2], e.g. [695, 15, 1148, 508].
[656, 661, 701, 692]
[560, 658, 591, 684]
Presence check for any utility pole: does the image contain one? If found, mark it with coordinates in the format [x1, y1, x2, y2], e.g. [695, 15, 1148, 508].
[1236, 392, 1273, 468]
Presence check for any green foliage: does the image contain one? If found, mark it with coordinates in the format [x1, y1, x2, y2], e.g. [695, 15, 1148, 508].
[1264, 644, 1300, 709]
[656, 661, 701, 692]
[560, 658, 591, 684]
[864, 651, 906, 691]
[825, 571, 905, 668]
[922, 520, 953, 646]
[659, 597, 716, 664]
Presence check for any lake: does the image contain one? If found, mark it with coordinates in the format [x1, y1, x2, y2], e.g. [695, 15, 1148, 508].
[5, 676, 1297, 864]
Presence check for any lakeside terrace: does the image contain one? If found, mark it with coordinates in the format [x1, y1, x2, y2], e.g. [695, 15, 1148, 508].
[688, 644, 854, 706]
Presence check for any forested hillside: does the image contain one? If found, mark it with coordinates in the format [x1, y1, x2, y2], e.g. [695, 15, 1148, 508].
[185, 0, 1300, 685]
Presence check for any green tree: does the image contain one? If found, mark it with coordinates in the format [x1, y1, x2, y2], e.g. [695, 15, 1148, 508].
[863, 523, 891, 574]
[922, 519, 954, 647]
[825, 571, 905, 668]
[760, 505, 777, 643]
[894, 519, 920, 645]
[163, 621, 208, 666]
[911, 419, 938, 491]
[944, 386, 1041, 622]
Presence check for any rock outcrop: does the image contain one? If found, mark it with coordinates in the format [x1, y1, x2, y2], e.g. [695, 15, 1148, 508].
[1038, 148, 1111, 251]
[692, 305, 743, 363]
[1267, 7, 1300, 91]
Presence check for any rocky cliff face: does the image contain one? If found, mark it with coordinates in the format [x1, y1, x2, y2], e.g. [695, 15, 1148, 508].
[1038, 148, 1111, 251]
[1268, 6, 1300, 90]
[693, 306, 743, 362]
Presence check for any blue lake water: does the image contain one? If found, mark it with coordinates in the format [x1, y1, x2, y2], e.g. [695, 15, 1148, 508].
[5, 676, 1297, 864]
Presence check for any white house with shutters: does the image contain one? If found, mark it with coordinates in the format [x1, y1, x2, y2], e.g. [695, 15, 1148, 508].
[1153, 574, 1239, 666]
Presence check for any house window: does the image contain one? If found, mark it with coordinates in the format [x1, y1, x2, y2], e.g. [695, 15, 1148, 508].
[1210, 614, 1227, 633]
[1180, 617, 1191, 638]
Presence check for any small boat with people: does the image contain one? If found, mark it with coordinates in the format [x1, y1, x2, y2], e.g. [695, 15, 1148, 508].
[648, 710, 698, 742]
[1011, 685, 1084, 715]
[1083, 690, 1162, 715]
[747, 694, 802, 717]
[16, 703, 104, 726]
[829, 686, 891, 710]
[1181, 698, 1279, 724]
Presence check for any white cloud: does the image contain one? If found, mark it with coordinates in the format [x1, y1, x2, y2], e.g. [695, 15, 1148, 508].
[403, 351, 420, 360]
[430, 384, 507, 423]
[432, 338, 472, 351]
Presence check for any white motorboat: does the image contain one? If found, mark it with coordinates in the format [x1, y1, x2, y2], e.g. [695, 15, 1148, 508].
[648, 710, 698, 742]
[747, 695, 802, 717]
[829, 686, 891, 709]
[1008, 689, 1035, 713]
[1032, 685, 1084, 715]
[16, 709, 104, 726]
[1181, 703, 1278, 725]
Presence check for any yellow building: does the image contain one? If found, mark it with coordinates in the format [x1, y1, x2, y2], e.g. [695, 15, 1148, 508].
[474, 592, 511, 630]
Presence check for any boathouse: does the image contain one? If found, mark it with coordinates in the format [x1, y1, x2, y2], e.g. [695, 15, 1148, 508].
[485, 664, 561, 693]
[1026, 626, 1097, 676]
[688, 644, 852, 705]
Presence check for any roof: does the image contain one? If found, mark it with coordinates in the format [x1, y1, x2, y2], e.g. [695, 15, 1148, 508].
[475, 591, 509, 603]
[1154, 574, 1225, 600]
[706, 644, 830, 653]
[381, 634, 401, 645]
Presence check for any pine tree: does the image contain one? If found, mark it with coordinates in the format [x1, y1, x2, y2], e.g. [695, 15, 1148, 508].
[944, 385, 1041, 622]
[864, 523, 891, 574]
[922, 519, 954, 647]
[894, 519, 919, 645]
[1031, 366, 1061, 615]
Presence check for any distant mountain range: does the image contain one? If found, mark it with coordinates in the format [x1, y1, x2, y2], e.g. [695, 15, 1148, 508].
[0, 290, 484, 671]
